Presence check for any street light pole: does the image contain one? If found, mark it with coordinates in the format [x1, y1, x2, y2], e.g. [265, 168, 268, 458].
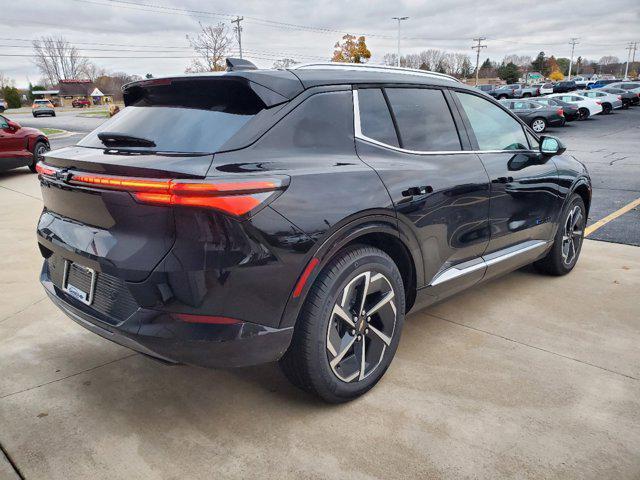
[392, 16, 409, 67]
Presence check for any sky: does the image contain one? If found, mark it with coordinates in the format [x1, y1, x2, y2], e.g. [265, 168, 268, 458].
[1, 0, 638, 87]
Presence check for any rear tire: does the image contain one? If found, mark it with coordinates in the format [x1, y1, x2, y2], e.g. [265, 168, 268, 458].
[523, 93, 531, 98]
[578, 108, 590, 120]
[498, 94, 508, 100]
[280, 245, 405, 403]
[602, 103, 612, 114]
[531, 117, 547, 133]
[534, 194, 586, 276]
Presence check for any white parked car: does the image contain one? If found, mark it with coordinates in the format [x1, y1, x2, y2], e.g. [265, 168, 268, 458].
[572, 76, 591, 88]
[576, 90, 623, 114]
[546, 93, 603, 119]
[532, 82, 554, 95]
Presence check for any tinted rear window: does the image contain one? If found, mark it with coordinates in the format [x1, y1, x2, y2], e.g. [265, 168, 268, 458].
[385, 88, 461, 151]
[79, 78, 265, 153]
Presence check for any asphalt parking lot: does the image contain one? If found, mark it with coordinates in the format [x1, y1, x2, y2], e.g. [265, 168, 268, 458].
[0, 107, 639, 479]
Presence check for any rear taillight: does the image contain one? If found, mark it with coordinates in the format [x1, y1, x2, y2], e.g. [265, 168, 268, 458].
[617, 95, 622, 100]
[557, 108, 564, 116]
[596, 101, 602, 105]
[36, 162, 288, 216]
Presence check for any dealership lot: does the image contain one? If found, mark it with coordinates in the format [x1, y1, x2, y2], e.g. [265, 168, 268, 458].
[0, 108, 639, 479]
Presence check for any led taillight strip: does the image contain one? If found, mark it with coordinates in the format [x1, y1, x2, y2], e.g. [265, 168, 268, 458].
[35, 162, 287, 216]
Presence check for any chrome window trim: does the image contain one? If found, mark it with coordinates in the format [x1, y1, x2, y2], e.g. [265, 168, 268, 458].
[429, 240, 550, 287]
[353, 89, 536, 156]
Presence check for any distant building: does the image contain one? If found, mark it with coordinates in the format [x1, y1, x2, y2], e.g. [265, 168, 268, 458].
[31, 80, 113, 107]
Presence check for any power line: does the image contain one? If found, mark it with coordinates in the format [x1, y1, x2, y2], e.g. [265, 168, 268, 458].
[471, 37, 487, 86]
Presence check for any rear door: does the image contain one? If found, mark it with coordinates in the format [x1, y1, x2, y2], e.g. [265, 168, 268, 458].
[452, 90, 560, 279]
[354, 86, 491, 300]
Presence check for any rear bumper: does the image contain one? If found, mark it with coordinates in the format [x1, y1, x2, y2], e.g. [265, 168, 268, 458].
[41, 263, 294, 368]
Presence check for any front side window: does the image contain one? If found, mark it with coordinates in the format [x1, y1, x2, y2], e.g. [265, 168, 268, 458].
[357, 88, 399, 147]
[455, 92, 528, 151]
[385, 88, 461, 151]
[0, 115, 8, 129]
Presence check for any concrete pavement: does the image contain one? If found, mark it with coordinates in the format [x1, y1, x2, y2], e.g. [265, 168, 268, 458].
[0, 161, 639, 479]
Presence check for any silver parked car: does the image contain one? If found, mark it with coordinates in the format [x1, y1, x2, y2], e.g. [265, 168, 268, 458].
[577, 90, 623, 114]
[32, 99, 56, 117]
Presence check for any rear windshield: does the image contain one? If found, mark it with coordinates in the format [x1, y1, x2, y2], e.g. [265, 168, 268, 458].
[79, 78, 265, 153]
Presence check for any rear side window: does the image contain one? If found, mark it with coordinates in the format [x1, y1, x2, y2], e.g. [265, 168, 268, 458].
[455, 92, 528, 151]
[79, 78, 265, 153]
[385, 88, 461, 151]
[357, 89, 399, 147]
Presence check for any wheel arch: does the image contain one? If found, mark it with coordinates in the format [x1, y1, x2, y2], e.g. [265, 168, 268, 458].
[278, 214, 423, 329]
[572, 179, 592, 216]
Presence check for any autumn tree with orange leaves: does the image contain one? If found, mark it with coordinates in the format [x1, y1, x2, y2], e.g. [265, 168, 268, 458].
[332, 34, 371, 63]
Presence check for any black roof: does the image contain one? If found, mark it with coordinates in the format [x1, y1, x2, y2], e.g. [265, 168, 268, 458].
[124, 65, 473, 106]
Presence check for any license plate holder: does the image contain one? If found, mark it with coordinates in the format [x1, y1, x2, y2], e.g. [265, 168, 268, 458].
[62, 260, 97, 306]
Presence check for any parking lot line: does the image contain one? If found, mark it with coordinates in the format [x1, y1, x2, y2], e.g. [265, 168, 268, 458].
[585, 196, 640, 237]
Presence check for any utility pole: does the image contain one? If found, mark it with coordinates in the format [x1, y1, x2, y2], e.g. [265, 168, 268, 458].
[568, 37, 579, 80]
[231, 16, 244, 59]
[392, 16, 409, 67]
[632, 42, 638, 78]
[471, 37, 487, 86]
[624, 42, 633, 79]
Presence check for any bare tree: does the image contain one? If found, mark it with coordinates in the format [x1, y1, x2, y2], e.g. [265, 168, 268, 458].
[598, 56, 619, 65]
[272, 58, 298, 69]
[0, 72, 14, 89]
[186, 22, 233, 72]
[32, 36, 89, 86]
[80, 62, 106, 82]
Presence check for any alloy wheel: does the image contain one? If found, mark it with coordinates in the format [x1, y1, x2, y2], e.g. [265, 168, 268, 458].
[326, 271, 397, 383]
[532, 119, 546, 133]
[35, 144, 47, 162]
[562, 205, 584, 265]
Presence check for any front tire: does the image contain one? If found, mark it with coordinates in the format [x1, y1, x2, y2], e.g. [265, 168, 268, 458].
[534, 193, 586, 276]
[29, 141, 49, 172]
[280, 245, 405, 403]
[601, 103, 612, 114]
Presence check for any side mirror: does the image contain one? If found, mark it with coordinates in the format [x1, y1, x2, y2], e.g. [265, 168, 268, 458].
[6, 120, 20, 131]
[540, 136, 565, 156]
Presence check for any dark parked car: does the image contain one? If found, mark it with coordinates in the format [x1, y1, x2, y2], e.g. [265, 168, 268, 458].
[530, 97, 581, 121]
[600, 87, 639, 107]
[0, 98, 7, 113]
[0, 115, 49, 173]
[35, 61, 591, 403]
[489, 84, 521, 99]
[500, 99, 565, 132]
[553, 81, 577, 93]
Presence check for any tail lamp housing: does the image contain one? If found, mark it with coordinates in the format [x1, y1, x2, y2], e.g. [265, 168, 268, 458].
[36, 162, 289, 217]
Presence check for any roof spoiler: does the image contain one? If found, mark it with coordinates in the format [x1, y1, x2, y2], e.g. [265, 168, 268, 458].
[226, 58, 258, 71]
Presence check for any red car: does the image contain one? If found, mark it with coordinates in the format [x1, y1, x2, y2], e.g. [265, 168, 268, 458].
[72, 98, 91, 108]
[0, 115, 49, 173]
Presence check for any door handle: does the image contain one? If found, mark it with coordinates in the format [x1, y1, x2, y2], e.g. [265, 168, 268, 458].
[493, 176, 514, 184]
[402, 185, 433, 197]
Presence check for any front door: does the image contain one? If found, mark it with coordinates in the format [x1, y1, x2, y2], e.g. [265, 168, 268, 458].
[452, 91, 560, 279]
[353, 86, 491, 302]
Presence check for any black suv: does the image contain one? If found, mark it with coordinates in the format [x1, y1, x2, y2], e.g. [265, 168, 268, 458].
[553, 81, 578, 93]
[36, 61, 591, 403]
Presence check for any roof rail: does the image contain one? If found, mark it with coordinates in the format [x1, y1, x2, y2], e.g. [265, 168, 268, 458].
[291, 62, 462, 83]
